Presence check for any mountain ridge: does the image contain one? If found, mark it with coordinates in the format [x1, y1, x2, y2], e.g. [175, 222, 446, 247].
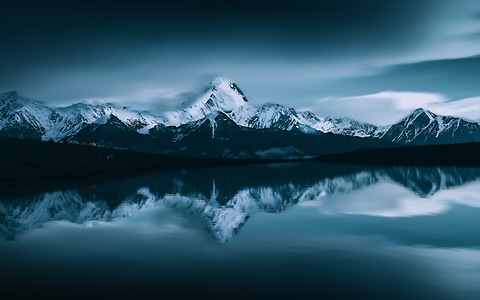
[2, 78, 480, 158]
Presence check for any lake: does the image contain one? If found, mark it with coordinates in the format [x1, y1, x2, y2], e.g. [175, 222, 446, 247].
[1, 162, 480, 299]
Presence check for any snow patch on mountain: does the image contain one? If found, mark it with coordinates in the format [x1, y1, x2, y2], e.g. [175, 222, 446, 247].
[239, 103, 300, 131]
[137, 124, 157, 134]
[207, 111, 219, 139]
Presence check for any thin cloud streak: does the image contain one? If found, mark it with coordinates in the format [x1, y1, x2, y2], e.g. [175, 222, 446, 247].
[310, 91, 480, 126]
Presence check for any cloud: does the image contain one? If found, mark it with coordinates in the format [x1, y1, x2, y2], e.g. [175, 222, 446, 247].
[427, 96, 480, 121]
[300, 182, 449, 218]
[311, 91, 447, 125]
[347, 91, 445, 110]
[311, 90, 480, 125]
[0, 1, 461, 99]
[301, 180, 480, 218]
[309, 55, 480, 103]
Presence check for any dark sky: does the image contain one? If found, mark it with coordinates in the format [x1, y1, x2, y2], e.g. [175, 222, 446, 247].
[1, 0, 480, 124]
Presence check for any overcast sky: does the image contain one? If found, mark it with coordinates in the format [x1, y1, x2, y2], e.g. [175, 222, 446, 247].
[1, 0, 480, 125]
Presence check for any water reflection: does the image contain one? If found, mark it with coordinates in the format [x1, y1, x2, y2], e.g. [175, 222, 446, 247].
[2, 163, 480, 242]
[2, 162, 480, 299]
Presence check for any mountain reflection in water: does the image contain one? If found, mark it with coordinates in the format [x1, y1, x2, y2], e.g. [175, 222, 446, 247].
[2, 162, 480, 299]
[1, 162, 480, 243]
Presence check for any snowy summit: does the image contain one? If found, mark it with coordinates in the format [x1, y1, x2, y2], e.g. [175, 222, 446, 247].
[159, 77, 249, 126]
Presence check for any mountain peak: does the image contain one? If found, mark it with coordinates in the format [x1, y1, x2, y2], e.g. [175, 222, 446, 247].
[159, 78, 250, 127]
[402, 108, 436, 124]
[208, 77, 249, 103]
[411, 107, 435, 116]
[209, 77, 231, 87]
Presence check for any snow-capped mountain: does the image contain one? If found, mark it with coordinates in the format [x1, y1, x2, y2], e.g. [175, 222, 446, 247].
[297, 111, 379, 137]
[159, 78, 249, 126]
[234, 103, 319, 133]
[0, 79, 389, 158]
[144, 78, 480, 145]
[2, 78, 480, 158]
[158, 78, 314, 132]
[0, 91, 57, 140]
[157, 77, 380, 135]
[0, 78, 390, 143]
[378, 108, 480, 144]
[59, 102, 161, 135]
[0, 90, 162, 141]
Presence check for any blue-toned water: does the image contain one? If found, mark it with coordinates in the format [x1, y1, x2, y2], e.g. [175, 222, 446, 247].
[1, 162, 479, 299]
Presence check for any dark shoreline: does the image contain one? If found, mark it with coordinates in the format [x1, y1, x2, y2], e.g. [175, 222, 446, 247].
[0, 136, 298, 184]
[0, 137, 300, 199]
[3, 137, 480, 185]
[314, 141, 480, 166]
[3, 137, 480, 201]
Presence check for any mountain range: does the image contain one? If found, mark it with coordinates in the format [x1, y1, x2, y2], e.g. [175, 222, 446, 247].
[2, 77, 480, 158]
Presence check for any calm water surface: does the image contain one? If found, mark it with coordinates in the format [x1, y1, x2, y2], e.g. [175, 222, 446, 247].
[1, 162, 480, 299]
